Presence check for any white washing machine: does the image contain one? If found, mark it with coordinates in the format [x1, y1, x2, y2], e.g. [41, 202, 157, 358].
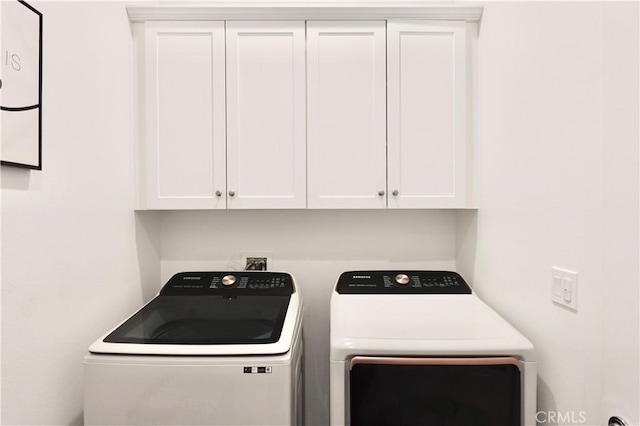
[330, 270, 536, 426]
[85, 271, 303, 426]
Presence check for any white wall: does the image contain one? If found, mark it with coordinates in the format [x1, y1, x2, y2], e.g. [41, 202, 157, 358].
[159, 209, 458, 426]
[1, 2, 145, 425]
[465, 2, 639, 425]
[601, 4, 640, 424]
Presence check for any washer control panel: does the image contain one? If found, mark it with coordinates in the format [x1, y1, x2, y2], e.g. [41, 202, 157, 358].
[160, 271, 294, 296]
[336, 271, 472, 294]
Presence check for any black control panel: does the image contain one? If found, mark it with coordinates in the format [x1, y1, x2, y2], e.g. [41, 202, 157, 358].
[159, 272, 294, 296]
[336, 271, 472, 294]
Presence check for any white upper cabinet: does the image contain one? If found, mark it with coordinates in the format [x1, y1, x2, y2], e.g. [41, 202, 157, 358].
[144, 22, 226, 209]
[387, 20, 468, 208]
[138, 17, 474, 210]
[306, 21, 387, 209]
[226, 21, 307, 209]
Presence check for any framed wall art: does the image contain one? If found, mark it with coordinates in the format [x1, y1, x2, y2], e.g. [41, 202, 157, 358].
[1, 0, 43, 170]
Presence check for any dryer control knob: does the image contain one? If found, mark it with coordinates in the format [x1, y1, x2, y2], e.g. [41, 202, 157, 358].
[222, 275, 237, 286]
[395, 274, 410, 285]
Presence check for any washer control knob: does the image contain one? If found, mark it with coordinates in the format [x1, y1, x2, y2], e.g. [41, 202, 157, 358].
[395, 274, 410, 285]
[221, 275, 236, 286]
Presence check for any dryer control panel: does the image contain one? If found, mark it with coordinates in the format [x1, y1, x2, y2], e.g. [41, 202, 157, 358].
[160, 271, 294, 296]
[336, 271, 472, 294]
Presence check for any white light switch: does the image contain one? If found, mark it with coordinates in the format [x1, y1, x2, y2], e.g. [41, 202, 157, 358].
[553, 275, 563, 298]
[551, 267, 578, 311]
[562, 277, 572, 302]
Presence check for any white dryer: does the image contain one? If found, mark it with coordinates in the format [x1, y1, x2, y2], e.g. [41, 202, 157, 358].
[85, 271, 303, 426]
[330, 270, 536, 426]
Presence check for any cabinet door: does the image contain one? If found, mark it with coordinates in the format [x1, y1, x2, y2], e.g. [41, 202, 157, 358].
[306, 21, 387, 209]
[226, 21, 306, 209]
[144, 22, 226, 209]
[387, 20, 467, 208]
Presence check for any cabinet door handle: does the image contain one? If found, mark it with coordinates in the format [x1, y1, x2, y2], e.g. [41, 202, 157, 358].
[392, 189, 399, 196]
[378, 190, 385, 196]
[215, 190, 222, 197]
[228, 190, 236, 197]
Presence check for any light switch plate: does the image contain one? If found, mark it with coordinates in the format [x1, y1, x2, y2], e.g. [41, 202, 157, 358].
[551, 267, 578, 311]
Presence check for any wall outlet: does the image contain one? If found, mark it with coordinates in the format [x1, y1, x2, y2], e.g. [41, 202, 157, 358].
[551, 267, 578, 311]
[241, 252, 272, 271]
[245, 257, 268, 270]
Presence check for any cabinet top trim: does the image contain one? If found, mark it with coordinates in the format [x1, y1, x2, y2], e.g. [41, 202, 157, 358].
[126, 2, 483, 22]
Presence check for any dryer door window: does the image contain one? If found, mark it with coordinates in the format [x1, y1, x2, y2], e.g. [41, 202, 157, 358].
[349, 357, 521, 426]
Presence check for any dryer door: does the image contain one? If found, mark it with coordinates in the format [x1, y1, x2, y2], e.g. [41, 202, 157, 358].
[349, 357, 521, 426]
